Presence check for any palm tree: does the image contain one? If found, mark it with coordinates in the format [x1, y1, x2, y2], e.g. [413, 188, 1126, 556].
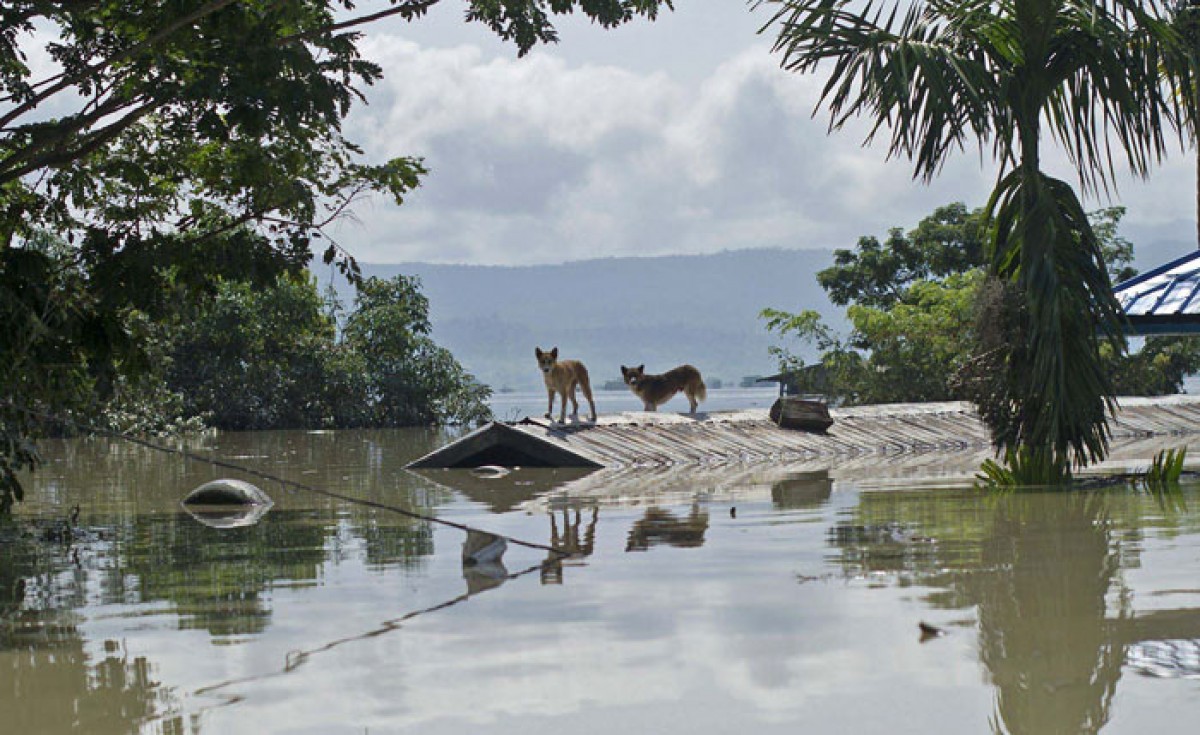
[1173, 1, 1200, 248]
[760, 0, 1200, 477]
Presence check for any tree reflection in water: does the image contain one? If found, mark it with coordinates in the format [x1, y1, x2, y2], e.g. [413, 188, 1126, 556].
[625, 504, 709, 552]
[972, 493, 1126, 735]
[831, 489, 1134, 735]
[1, 533, 170, 734]
[0, 500, 439, 733]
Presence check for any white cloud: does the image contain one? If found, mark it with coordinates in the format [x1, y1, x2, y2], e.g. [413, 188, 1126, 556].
[331, 22, 1197, 265]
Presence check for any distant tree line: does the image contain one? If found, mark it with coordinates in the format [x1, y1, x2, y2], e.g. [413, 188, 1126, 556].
[2, 228, 490, 512]
[48, 230, 493, 435]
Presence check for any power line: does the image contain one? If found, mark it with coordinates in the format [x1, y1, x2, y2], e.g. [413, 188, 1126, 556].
[2, 400, 567, 557]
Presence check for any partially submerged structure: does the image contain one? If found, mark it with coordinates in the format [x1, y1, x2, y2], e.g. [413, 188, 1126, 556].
[407, 396, 1200, 471]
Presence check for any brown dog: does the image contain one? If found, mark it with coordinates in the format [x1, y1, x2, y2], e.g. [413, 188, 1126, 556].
[620, 364, 707, 413]
[535, 347, 597, 423]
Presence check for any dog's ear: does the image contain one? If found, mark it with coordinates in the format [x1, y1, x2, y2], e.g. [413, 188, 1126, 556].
[535, 347, 543, 358]
[620, 365, 628, 376]
[637, 364, 644, 373]
[550, 347, 558, 359]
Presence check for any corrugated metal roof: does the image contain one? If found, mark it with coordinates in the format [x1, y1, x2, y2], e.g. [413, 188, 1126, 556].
[1114, 250, 1200, 334]
[406, 396, 1200, 469]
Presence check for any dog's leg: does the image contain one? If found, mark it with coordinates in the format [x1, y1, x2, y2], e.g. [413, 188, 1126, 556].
[567, 382, 579, 421]
[688, 390, 698, 414]
[577, 370, 598, 422]
[545, 388, 555, 421]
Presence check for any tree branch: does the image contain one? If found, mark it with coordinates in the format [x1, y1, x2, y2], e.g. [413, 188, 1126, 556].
[273, 0, 443, 46]
[0, 91, 141, 183]
[0, 0, 239, 128]
[0, 97, 163, 183]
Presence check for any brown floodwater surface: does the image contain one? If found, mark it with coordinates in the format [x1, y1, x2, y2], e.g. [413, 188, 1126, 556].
[4, 429, 1200, 734]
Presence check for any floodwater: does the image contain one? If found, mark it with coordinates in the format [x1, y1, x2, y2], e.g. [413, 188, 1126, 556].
[5, 428, 1200, 734]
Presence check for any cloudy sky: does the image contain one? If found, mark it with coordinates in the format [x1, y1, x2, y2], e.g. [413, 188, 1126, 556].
[326, 0, 1199, 266]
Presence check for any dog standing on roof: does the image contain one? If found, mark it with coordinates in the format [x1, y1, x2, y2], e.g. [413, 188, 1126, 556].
[620, 364, 707, 414]
[535, 347, 597, 423]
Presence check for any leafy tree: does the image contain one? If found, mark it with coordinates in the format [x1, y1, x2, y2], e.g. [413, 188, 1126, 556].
[761, 0, 1200, 479]
[0, 0, 670, 511]
[818, 202, 985, 308]
[764, 204, 1200, 407]
[343, 276, 492, 426]
[763, 272, 982, 405]
[167, 274, 338, 430]
[0, 232, 96, 512]
[161, 272, 490, 429]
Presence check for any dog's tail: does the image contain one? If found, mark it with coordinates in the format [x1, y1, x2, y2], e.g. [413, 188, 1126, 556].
[693, 374, 707, 403]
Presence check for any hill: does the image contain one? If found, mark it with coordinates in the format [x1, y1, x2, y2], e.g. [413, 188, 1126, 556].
[322, 230, 1198, 392]
[327, 249, 841, 391]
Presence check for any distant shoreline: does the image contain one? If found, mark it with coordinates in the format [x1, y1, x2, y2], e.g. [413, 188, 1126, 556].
[487, 386, 781, 422]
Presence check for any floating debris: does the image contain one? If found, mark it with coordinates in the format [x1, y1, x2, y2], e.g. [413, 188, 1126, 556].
[729, 506, 737, 519]
[919, 621, 946, 642]
[183, 478, 273, 507]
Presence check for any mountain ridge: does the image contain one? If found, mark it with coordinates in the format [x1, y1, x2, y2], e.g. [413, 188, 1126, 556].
[325, 248, 841, 391]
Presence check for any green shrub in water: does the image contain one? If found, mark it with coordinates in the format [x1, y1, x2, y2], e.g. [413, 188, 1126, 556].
[976, 447, 1072, 490]
[1142, 447, 1187, 492]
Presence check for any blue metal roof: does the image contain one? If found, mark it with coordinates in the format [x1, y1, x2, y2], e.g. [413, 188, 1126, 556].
[1113, 250, 1200, 335]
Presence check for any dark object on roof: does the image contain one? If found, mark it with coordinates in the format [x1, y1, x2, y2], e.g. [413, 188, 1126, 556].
[769, 397, 834, 433]
[756, 365, 831, 396]
[1114, 250, 1200, 335]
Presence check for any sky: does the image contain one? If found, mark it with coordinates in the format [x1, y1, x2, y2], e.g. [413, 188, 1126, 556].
[327, 0, 1200, 266]
[15, 2, 1198, 267]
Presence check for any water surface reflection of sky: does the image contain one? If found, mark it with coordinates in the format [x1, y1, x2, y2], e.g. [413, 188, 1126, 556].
[4, 430, 1200, 734]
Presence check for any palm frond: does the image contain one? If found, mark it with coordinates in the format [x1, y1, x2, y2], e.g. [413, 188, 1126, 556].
[761, 0, 1195, 474]
[758, 0, 1003, 180]
[1040, 1, 1188, 195]
[986, 168, 1124, 466]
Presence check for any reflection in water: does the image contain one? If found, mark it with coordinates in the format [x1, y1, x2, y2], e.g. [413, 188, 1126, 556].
[972, 494, 1126, 735]
[9, 429, 1200, 733]
[832, 490, 1137, 735]
[464, 559, 510, 594]
[2, 507, 444, 733]
[7, 634, 167, 734]
[4, 428, 449, 734]
[541, 507, 598, 584]
[183, 503, 273, 529]
[135, 511, 329, 637]
[626, 504, 709, 552]
[1, 534, 170, 734]
[190, 559, 544, 723]
[770, 470, 832, 510]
